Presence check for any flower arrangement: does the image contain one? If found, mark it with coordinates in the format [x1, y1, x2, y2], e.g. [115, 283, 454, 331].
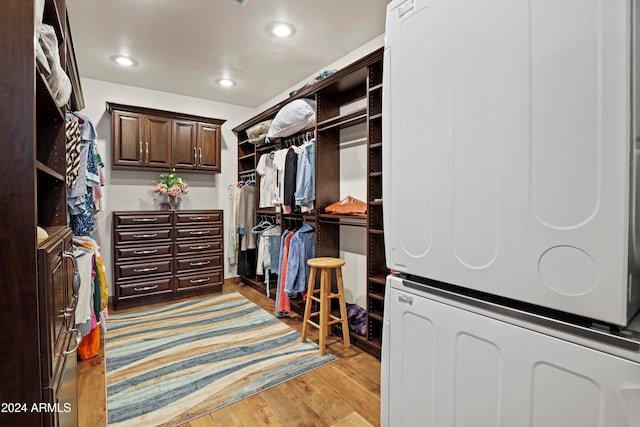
[152, 169, 189, 209]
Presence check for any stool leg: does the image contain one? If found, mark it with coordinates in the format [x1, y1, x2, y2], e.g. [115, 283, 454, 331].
[319, 268, 329, 356]
[335, 266, 351, 348]
[301, 266, 316, 343]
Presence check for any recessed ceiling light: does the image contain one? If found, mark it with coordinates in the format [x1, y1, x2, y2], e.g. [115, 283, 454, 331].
[217, 78, 236, 87]
[267, 22, 295, 38]
[111, 55, 138, 67]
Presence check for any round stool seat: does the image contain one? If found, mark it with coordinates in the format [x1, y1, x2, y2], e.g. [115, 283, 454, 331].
[307, 257, 345, 268]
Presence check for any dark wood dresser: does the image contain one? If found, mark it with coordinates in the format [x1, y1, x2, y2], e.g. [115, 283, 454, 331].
[112, 210, 224, 307]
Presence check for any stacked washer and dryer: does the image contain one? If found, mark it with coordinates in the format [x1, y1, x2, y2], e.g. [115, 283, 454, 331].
[381, 0, 640, 425]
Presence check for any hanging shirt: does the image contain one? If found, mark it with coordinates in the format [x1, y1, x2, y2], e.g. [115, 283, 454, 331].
[256, 152, 276, 208]
[295, 138, 316, 212]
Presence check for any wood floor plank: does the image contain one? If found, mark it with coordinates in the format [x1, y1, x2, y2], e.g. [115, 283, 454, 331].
[331, 412, 375, 427]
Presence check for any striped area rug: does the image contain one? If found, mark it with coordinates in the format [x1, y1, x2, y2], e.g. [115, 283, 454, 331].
[105, 292, 336, 426]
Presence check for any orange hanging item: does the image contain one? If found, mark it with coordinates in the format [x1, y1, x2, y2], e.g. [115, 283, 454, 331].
[77, 326, 100, 360]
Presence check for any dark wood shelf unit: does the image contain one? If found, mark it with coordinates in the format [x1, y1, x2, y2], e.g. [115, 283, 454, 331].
[1, 1, 85, 425]
[234, 48, 386, 358]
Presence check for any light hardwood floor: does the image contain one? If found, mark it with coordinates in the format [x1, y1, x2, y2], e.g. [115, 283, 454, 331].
[77, 280, 382, 427]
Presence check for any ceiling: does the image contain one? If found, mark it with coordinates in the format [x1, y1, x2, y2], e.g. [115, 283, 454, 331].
[66, 0, 389, 108]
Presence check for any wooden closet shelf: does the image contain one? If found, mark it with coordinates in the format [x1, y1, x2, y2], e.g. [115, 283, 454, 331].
[317, 108, 367, 132]
[318, 213, 367, 227]
[369, 113, 382, 121]
[238, 153, 255, 161]
[369, 311, 384, 322]
[369, 275, 387, 285]
[368, 228, 384, 235]
[36, 71, 64, 122]
[36, 161, 64, 181]
[369, 83, 383, 92]
[369, 290, 385, 301]
[369, 142, 382, 149]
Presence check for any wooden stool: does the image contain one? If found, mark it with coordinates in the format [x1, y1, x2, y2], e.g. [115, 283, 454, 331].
[301, 257, 351, 356]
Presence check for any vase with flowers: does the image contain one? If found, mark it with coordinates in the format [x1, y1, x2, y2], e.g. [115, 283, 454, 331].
[152, 169, 189, 210]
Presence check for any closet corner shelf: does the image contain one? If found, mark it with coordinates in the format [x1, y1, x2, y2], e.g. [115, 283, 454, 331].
[369, 229, 384, 235]
[368, 200, 383, 206]
[36, 161, 64, 181]
[316, 108, 367, 132]
[238, 153, 255, 161]
[369, 172, 382, 178]
[369, 142, 382, 149]
[368, 113, 382, 121]
[369, 83, 383, 92]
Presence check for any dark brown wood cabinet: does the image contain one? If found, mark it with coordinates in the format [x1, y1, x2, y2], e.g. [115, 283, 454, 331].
[232, 48, 387, 358]
[113, 210, 224, 307]
[1, 0, 84, 425]
[172, 120, 221, 172]
[108, 103, 225, 174]
[111, 110, 172, 169]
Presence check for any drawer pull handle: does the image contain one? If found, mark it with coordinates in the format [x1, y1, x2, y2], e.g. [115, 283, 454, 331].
[133, 218, 158, 222]
[133, 249, 158, 255]
[133, 233, 158, 238]
[134, 285, 159, 291]
[63, 329, 82, 356]
[189, 216, 210, 221]
[190, 245, 210, 250]
[189, 231, 210, 235]
[190, 261, 211, 266]
[133, 266, 159, 273]
[190, 277, 211, 284]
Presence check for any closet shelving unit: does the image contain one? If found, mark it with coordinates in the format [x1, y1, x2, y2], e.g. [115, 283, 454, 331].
[1, 0, 85, 425]
[233, 48, 388, 357]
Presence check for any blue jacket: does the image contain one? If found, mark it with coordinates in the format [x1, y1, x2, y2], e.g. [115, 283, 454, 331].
[284, 224, 316, 297]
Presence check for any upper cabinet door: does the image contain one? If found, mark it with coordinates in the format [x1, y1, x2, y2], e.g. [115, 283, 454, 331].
[197, 123, 221, 172]
[113, 111, 145, 167]
[144, 115, 172, 169]
[172, 119, 198, 169]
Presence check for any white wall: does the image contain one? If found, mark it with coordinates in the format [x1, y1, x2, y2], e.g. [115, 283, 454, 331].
[80, 78, 254, 297]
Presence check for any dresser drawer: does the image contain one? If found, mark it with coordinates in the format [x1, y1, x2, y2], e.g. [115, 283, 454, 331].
[117, 277, 173, 298]
[116, 259, 173, 280]
[175, 239, 222, 256]
[115, 228, 172, 244]
[175, 254, 223, 272]
[116, 243, 173, 261]
[175, 270, 223, 291]
[176, 211, 222, 225]
[114, 212, 172, 227]
[175, 226, 222, 240]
